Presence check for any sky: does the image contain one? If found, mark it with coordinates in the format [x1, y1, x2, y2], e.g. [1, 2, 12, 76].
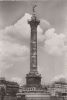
[0, 0, 67, 85]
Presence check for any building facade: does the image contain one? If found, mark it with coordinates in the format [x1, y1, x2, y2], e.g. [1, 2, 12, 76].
[49, 78, 67, 100]
[0, 77, 19, 100]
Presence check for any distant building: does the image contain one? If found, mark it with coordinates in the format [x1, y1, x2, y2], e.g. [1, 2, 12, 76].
[49, 78, 67, 99]
[0, 77, 19, 96]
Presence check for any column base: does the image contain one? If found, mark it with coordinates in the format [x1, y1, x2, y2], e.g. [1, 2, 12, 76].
[26, 71, 41, 87]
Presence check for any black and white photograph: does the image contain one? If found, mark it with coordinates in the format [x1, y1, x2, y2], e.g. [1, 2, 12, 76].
[0, 0, 67, 100]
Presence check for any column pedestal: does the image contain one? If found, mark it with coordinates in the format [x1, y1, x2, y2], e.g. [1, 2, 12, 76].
[26, 72, 41, 87]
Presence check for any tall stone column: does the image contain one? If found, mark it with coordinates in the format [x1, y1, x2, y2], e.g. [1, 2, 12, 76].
[28, 15, 40, 73]
[26, 6, 41, 87]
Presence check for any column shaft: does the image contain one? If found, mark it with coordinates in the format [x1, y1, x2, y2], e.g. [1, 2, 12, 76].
[30, 26, 37, 72]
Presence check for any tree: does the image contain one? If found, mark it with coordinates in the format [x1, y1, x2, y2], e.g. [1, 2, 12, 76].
[0, 86, 6, 100]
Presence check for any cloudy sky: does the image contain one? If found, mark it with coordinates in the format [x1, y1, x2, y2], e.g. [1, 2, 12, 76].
[0, 0, 67, 84]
